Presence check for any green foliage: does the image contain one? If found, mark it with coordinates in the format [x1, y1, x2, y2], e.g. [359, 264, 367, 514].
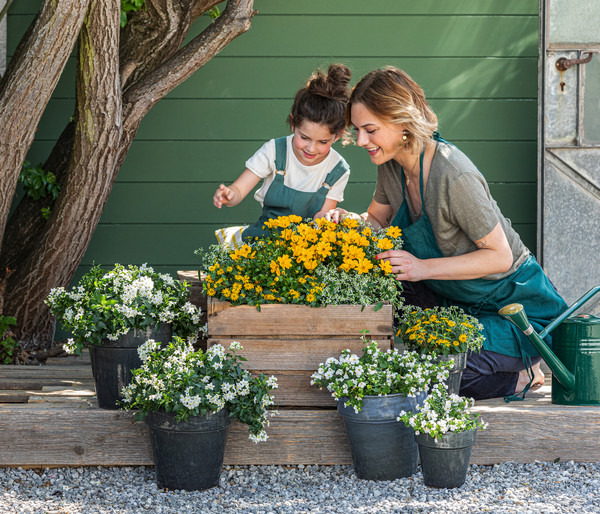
[311, 337, 452, 413]
[197, 215, 403, 310]
[397, 384, 488, 441]
[121, 338, 278, 441]
[0, 316, 18, 365]
[45, 264, 205, 355]
[207, 6, 221, 19]
[121, 0, 146, 28]
[397, 305, 485, 356]
[18, 161, 61, 219]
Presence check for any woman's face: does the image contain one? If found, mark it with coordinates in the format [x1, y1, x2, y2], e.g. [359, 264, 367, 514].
[291, 120, 338, 166]
[350, 102, 406, 165]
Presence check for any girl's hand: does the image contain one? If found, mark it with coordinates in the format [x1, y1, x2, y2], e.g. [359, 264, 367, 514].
[376, 249, 428, 282]
[324, 208, 361, 223]
[213, 184, 234, 208]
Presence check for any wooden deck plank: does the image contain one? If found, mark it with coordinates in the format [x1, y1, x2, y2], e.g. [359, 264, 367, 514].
[1, 364, 599, 467]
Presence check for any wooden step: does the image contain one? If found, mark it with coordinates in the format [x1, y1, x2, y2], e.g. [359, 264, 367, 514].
[1, 365, 599, 467]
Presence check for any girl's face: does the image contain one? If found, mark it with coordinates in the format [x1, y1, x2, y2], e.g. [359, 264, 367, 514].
[291, 120, 339, 166]
[350, 102, 406, 165]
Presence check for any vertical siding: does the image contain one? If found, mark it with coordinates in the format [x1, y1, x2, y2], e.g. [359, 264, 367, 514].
[8, 1, 539, 276]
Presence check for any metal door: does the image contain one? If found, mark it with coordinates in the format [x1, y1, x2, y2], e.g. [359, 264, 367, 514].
[540, 0, 600, 313]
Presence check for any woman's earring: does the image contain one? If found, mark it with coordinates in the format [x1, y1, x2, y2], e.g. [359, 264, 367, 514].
[402, 130, 409, 142]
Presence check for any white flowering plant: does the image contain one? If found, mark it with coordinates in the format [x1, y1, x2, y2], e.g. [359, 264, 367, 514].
[121, 337, 278, 442]
[45, 264, 205, 355]
[397, 384, 488, 441]
[310, 337, 453, 413]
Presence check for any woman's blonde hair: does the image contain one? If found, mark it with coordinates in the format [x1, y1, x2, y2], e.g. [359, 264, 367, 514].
[345, 67, 438, 155]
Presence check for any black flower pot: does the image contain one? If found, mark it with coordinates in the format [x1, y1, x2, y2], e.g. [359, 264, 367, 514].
[146, 409, 231, 491]
[415, 429, 477, 488]
[90, 323, 171, 409]
[337, 391, 426, 480]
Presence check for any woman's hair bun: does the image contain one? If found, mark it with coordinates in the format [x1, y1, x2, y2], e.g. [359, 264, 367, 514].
[307, 63, 351, 101]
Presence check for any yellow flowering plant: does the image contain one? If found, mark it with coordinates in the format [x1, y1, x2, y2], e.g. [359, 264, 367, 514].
[397, 305, 485, 356]
[196, 215, 404, 310]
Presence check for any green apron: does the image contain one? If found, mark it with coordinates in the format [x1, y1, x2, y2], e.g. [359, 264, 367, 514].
[391, 133, 568, 360]
[243, 136, 349, 241]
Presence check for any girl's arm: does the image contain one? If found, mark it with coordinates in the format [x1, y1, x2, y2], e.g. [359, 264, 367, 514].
[377, 221, 514, 282]
[313, 198, 338, 219]
[213, 169, 261, 208]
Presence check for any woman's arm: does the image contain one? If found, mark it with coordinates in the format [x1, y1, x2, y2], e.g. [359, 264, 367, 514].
[213, 169, 261, 208]
[378, 222, 513, 281]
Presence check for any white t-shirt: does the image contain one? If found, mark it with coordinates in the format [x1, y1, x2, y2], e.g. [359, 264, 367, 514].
[245, 135, 350, 206]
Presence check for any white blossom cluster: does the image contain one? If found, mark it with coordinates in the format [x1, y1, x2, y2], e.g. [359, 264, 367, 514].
[121, 339, 278, 442]
[45, 264, 206, 355]
[397, 384, 488, 441]
[311, 340, 452, 413]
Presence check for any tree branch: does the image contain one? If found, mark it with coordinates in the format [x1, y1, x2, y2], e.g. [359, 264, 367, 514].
[0, 0, 90, 256]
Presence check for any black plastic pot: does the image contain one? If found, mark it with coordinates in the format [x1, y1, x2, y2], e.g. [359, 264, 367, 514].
[434, 353, 467, 395]
[415, 429, 477, 488]
[90, 323, 171, 409]
[146, 409, 232, 491]
[337, 391, 426, 480]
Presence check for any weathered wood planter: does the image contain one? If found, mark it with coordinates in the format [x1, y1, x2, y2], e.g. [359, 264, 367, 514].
[207, 296, 394, 408]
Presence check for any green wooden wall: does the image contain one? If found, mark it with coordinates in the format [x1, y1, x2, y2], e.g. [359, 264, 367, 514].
[8, 0, 539, 278]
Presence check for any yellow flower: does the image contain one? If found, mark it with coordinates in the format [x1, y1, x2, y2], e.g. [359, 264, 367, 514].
[459, 334, 468, 343]
[378, 260, 393, 274]
[356, 258, 374, 274]
[341, 217, 359, 229]
[376, 237, 394, 250]
[270, 260, 281, 276]
[277, 254, 292, 270]
[386, 226, 402, 238]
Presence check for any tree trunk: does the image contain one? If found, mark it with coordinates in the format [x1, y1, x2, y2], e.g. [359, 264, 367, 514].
[4, 0, 122, 351]
[1, 0, 256, 352]
[0, 0, 90, 254]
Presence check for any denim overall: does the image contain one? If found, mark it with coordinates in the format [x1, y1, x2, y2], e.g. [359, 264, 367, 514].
[243, 136, 349, 241]
[391, 133, 568, 399]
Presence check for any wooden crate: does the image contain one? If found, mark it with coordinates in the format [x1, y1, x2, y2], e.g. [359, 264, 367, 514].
[206, 296, 394, 408]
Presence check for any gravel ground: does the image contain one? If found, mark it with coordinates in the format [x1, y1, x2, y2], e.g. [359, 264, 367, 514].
[0, 462, 599, 513]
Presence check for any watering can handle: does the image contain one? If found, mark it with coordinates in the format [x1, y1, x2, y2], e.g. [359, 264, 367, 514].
[539, 285, 600, 338]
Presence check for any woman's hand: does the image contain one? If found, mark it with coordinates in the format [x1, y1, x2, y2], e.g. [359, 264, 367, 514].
[376, 249, 427, 282]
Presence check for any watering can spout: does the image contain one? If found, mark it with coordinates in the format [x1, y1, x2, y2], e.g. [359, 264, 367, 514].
[498, 303, 576, 392]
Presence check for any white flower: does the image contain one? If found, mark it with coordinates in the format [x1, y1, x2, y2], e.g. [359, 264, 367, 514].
[63, 338, 78, 354]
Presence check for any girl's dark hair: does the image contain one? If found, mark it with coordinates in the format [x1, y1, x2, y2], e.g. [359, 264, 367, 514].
[287, 63, 352, 135]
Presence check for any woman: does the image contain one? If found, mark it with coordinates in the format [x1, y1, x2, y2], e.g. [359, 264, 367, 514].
[327, 67, 567, 400]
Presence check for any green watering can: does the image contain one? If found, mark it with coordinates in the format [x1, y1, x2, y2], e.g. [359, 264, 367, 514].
[499, 285, 600, 405]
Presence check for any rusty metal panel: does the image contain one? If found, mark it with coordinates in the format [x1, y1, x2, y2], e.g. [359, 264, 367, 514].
[545, 51, 578, 145]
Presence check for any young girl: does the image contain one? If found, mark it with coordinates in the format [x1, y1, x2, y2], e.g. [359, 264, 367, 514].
[213, 63, 352, 242]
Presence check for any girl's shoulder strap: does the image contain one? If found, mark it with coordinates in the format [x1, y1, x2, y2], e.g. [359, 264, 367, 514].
[324, 156, 350, 186]
[274, 136, 288, 172]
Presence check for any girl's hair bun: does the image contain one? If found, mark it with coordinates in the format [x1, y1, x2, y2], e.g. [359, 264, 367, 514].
[288, 63, 352, 135]
[307, 63, 352, 101]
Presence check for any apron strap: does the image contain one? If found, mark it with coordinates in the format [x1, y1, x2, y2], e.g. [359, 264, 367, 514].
[321, 159, 349, 189]
[274, 136, 287, 172]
